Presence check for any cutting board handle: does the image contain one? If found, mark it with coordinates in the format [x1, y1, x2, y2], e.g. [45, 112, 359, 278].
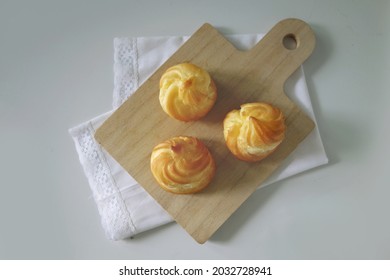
[249, 18, 316, 86]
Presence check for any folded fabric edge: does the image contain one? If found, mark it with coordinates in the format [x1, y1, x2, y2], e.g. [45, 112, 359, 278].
[68, 117, 137, 240]
[113, 37, 139, 109]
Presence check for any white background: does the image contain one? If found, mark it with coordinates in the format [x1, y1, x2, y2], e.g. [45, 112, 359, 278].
[0, 0, 389, 259]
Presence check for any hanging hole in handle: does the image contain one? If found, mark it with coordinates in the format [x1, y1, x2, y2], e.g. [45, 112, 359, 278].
[283, 34, 298, 50]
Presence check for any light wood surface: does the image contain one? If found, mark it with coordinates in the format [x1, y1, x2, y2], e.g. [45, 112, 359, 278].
[95, 18, 316, 243]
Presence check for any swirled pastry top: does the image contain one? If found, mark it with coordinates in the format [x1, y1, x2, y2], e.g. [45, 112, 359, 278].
[223, 103, 286, 162]
[150, 136, 216, 194]
[159, 63, 217, 121]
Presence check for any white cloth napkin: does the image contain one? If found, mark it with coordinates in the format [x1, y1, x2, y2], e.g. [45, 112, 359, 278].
[69, 34, 328, 240]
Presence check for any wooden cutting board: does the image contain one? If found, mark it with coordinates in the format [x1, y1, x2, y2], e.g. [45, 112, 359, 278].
[95, 18, 316, 243]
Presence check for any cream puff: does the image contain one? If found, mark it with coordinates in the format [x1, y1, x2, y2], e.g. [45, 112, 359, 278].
[159, 63, 217, 121]
[223, 102, 286, 162]
[150, 136, 216, 194]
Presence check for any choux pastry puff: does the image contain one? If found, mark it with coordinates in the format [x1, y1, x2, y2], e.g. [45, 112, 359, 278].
[223, 102, 286, 162]
[150, 136, 216, 194]
[159, 63, 217, 121]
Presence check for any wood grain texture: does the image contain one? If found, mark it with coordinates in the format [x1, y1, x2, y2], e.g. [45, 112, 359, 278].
[95, 18, 316, 243]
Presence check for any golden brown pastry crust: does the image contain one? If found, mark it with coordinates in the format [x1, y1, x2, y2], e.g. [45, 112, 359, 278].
[223, 103, 286, 162]
[150, 136, 216, 194]
[159, 63, 217, 121]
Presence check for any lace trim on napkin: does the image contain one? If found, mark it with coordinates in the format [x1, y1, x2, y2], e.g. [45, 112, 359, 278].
[71, 121, 136, 240]
[113, 37, 139, 108]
